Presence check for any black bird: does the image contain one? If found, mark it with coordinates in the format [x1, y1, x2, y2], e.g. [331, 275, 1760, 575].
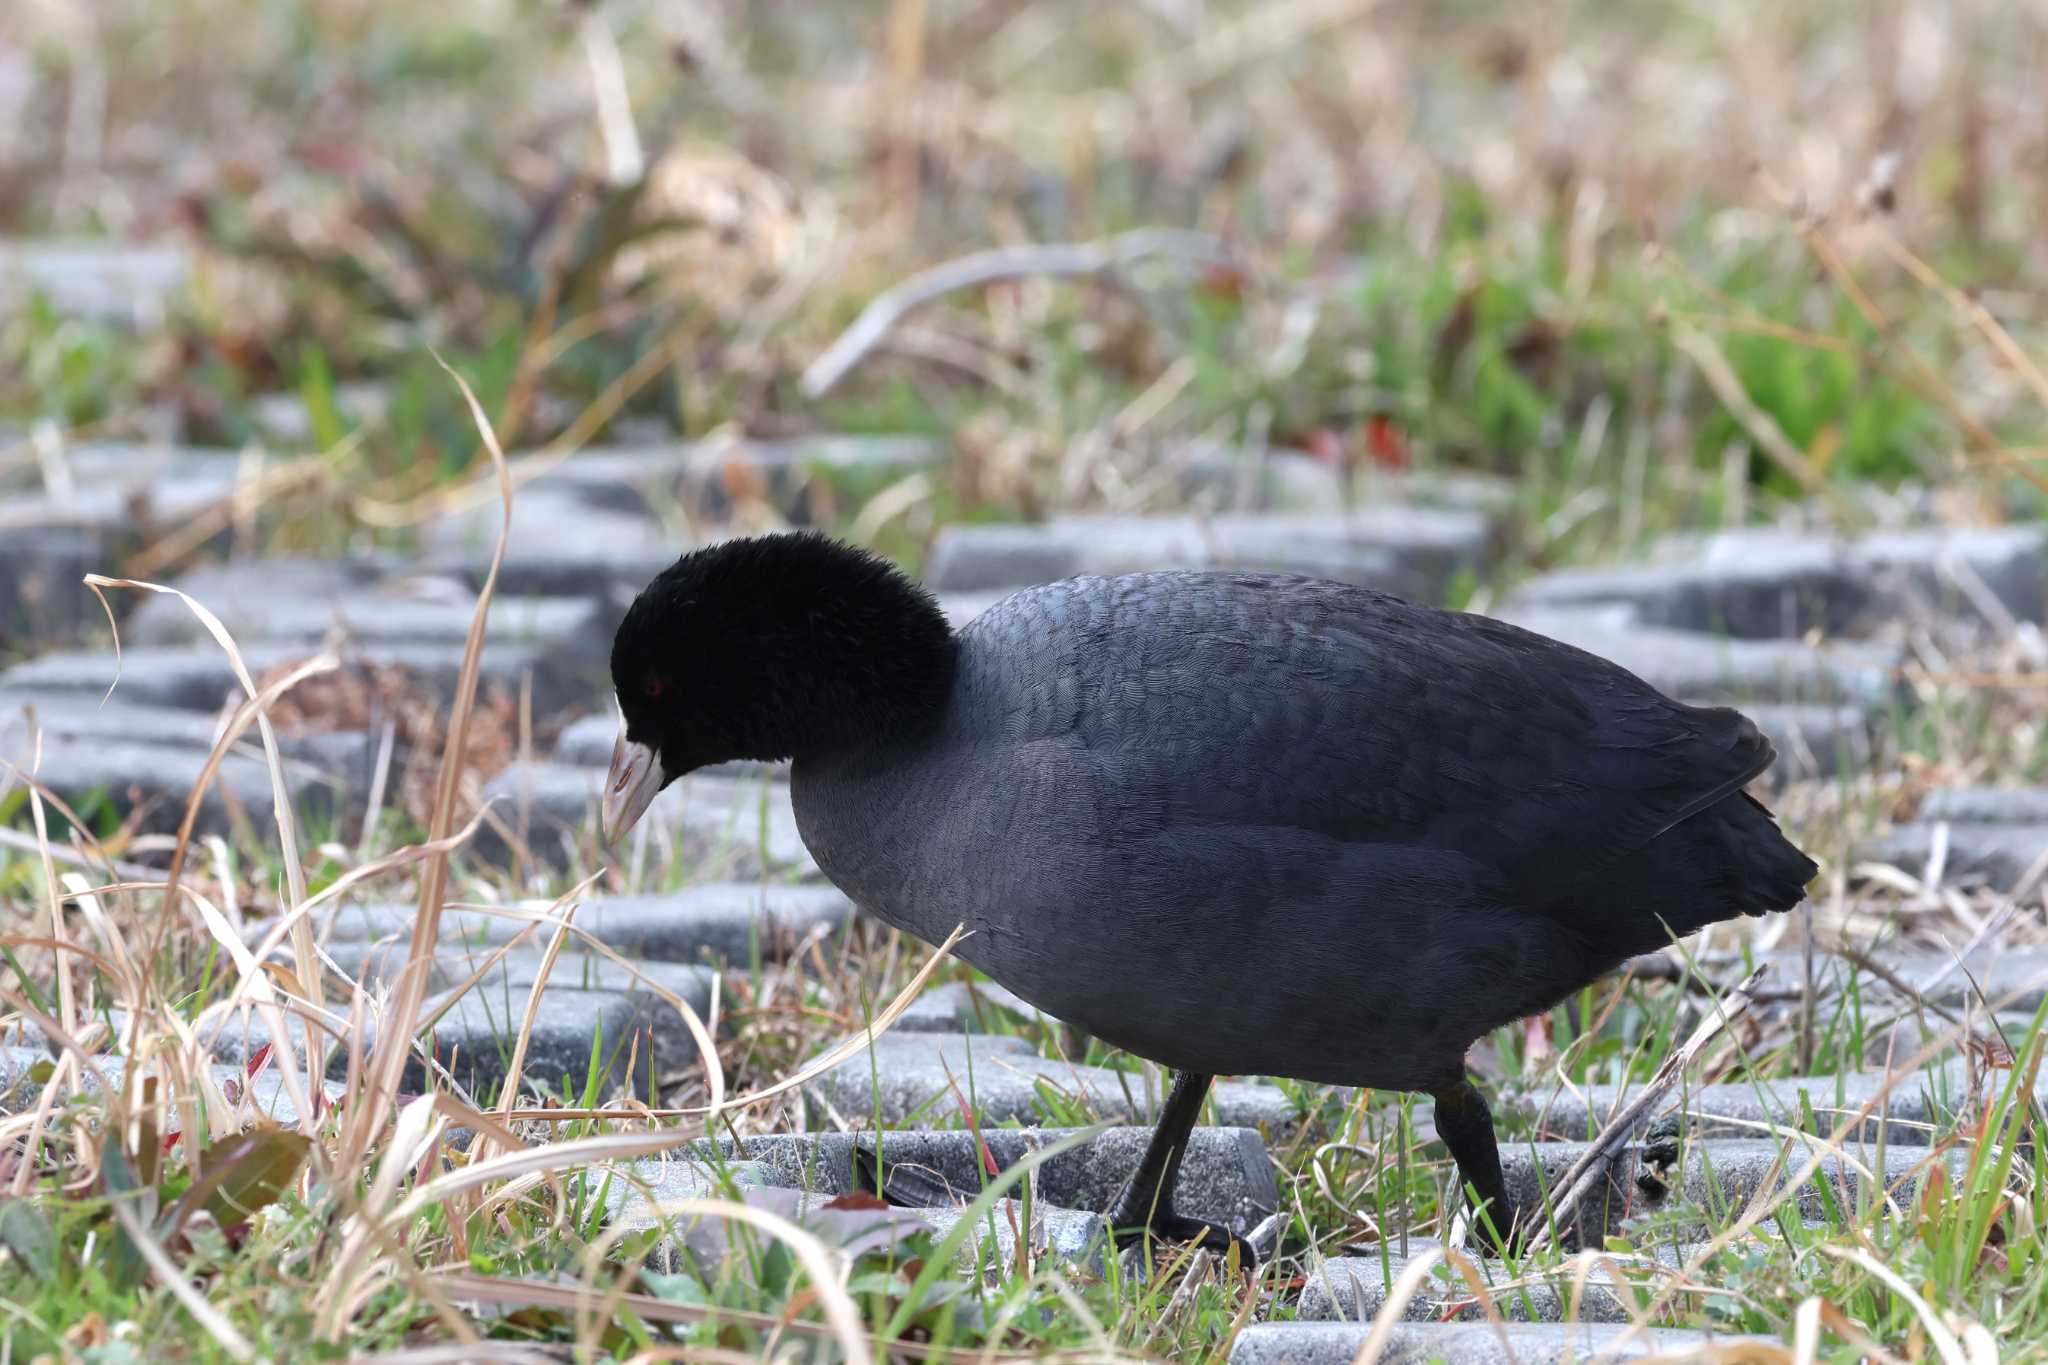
[603, 531, 1817, 1254]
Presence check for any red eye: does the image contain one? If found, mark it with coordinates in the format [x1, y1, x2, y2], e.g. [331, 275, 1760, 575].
[643, 677, 664, 698]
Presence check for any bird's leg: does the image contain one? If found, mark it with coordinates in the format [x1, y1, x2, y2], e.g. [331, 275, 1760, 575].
[1106, 1070, 1244, 1259]
[1431, 1077, 1524, 1255]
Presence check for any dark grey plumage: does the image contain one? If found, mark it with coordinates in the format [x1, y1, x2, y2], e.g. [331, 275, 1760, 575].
[608, 533, 1817, 1254]
[794, 570, 1811, 1089]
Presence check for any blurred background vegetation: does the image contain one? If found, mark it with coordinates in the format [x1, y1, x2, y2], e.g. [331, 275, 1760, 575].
[4, 0, 2044, 576]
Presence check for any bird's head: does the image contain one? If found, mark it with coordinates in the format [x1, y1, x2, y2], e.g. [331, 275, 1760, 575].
[602, 531, 957, 842]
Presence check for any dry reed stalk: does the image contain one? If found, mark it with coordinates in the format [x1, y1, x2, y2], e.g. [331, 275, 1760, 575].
[343, 358, 513, 1193]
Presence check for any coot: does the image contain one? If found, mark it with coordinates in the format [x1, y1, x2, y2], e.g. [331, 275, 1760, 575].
[603, 532, 1816, 1253]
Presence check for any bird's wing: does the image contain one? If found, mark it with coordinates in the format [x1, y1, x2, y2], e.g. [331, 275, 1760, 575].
[979, 572, 1773, 905]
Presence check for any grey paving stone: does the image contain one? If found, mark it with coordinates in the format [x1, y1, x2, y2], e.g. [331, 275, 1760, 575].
[1517, 1065, 1985, 1144]
[1745, 703, 1872, 780]
[727, 1124, 1278, 1235]
[890, 980, 1048, 1032]
[1492, 608, 1901, 707]
[1638, 1136, 1970, 1231]
[552, 714, 623, 767]
[1619, 943, 2048, 1017]
[0, 525, 104, 644]
[158, 1009, 325, 1072]
[1179, 454, 1519, 519]
[918, 1199, 1106, 1272]
[925, 508, 1495, 603]
[1228, 1321, 1772, 1364]
[1848, 524, 2048, 628]
[1858, 823, 2048, 893]
[610, 1168, 1107, 1275]
[1482, 1141, 1639, 1244]
[810, 1032, 1295, 1132]
[382, 984, 680, 1100]
[598, 1154, 776, 1207]
[483, 950, 718, 1012]
[1302, 1237, 1686, 1324]
[0, 692, 377, 801]
[1508, 523, 2047, 639]
[424, 520, 679, 605]
[0, 470, 242, 541]
[537, 434, 945, 524]
[302, 636, 609, 715]
[0, 734, 335, 841]
[1307, 1134, 1971, 1323]
[0, 693, 245, 752]
[0, 637, 598, 718]
[422, 486, 674, 568]
[477, 762, 813, 875]
[0, 1043, 340, 1130]
[596, 1155, 780, 1261]
[247, 384, 390, 444]
[1392, 1134, 1965, 1265]
[630, 1186, 942, 1284]
[129, 587, 614, 712]
[421, 437, 939, 594]
[121, 557, 428, 645]
[1510, 546, 1858, 641]
[2, 440, 240, 488]
[1916, 786, 2048, 825]
[239, 944, 718, 1033]
[0, 239, 192, 324]
[1858, 1011, 2043, 1067]
[1887, 944, 2048, 1013]
[0, 457, 246, 643]
[0, 646, 260, 712]
[191, 956, 714, 1087]
[248, 882, 853, 968]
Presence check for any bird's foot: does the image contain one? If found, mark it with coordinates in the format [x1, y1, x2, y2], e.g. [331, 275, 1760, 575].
[1109, 1206, 1280, 1269]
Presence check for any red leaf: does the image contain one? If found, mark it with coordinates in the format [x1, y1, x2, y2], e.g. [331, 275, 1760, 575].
[1199, 262, 1246, 302]
[1365, 415, 1410, 470]
[823, 1191, 892, 1212]
[939, 1055, 999, 1179]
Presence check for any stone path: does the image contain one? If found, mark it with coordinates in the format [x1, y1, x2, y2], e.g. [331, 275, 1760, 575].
[1228, 1323, 1775, 1363]
[0, 239, 191, 326]
[1862, 785, 2048, 893]
[7, 254, 2048, 1356]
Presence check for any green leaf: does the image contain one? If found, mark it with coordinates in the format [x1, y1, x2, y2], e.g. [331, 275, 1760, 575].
[98, 1127, 151, 1289]
[0, 1198, 59, 1281]
[297, 343, 347, 452]
[161, 1127, 312, 1239]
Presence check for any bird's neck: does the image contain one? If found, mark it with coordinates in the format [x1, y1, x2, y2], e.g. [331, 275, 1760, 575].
[747, 590, 960, 768]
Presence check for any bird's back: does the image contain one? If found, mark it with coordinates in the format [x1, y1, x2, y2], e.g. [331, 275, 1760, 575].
[793, 570, 1814, 1083]
[956, 571, 1785, 897]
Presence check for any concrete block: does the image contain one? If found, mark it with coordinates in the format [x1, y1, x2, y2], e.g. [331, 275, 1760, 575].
[728, 1124, 1279, 1236]
[1493, 608, 1901, 707]
[811, 1032, 1295, 1133]
[476, 763, 813, 876]
[1229, 1321, 1774, 1364]
[247, 882, 853, 968]
[0, 239, 191, 324]
[926, 508, 1495, 604]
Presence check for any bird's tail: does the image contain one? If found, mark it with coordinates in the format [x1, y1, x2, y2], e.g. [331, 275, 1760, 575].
[1578, 791, 1817, 952]
[1717, 792, 1821, 917]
